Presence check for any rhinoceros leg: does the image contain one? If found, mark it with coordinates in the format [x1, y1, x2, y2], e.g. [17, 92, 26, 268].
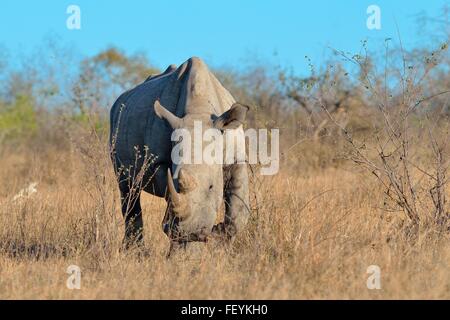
[120, 185, 144, 249]
[214, 163, 251, 239]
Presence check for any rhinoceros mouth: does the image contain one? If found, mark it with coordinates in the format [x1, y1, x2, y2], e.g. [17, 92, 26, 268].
[163, 211, 214, 244]
[163, 219, 211, 244]
[169, 230, 210, 244]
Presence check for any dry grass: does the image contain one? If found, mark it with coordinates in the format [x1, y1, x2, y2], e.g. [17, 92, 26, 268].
[0, 137, 449, 300]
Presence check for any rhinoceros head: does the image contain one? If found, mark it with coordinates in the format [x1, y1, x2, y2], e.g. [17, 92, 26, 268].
[154, 100, 249, 243]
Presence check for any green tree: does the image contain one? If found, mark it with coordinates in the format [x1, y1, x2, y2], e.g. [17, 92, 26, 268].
[72, 47, 159, 115]
[0, 95, 37, 141]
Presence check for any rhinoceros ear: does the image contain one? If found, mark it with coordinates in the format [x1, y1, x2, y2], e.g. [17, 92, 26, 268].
[213, 103, 249, 130]
[154, 100, 183, 129]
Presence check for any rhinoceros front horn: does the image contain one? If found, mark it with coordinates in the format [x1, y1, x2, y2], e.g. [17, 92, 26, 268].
[167, 169, 182, 208]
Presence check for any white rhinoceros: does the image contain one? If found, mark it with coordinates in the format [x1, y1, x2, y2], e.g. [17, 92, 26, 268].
[110, 57, 250, 250]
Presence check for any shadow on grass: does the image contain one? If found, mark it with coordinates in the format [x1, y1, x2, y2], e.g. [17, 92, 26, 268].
[0, 241, 75, 260]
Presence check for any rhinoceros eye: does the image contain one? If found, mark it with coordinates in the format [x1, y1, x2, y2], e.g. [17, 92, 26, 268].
[209, 184, 213, 191]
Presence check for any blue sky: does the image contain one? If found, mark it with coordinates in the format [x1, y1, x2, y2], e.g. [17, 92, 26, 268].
[0, 0, 448, 74]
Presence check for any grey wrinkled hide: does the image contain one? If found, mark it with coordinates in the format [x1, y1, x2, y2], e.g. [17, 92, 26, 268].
[110, 57, 250, 248]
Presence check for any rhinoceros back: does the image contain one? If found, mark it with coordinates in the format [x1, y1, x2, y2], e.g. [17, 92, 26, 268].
[110, 69, 180, 172]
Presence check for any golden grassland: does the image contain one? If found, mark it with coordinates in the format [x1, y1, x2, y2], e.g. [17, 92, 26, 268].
[0, 139, 448, 300]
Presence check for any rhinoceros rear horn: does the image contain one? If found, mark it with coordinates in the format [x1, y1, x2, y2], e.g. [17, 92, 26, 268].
[154, 100, 183, 129]
[178, 169, 198, 192]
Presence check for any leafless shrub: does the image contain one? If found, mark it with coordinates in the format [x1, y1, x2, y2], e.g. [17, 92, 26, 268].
[320, 40, 449, 235]
[66, 104, 157, 255]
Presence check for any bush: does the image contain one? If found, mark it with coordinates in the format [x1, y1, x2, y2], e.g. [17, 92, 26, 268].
[0, 95, 38, 142]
